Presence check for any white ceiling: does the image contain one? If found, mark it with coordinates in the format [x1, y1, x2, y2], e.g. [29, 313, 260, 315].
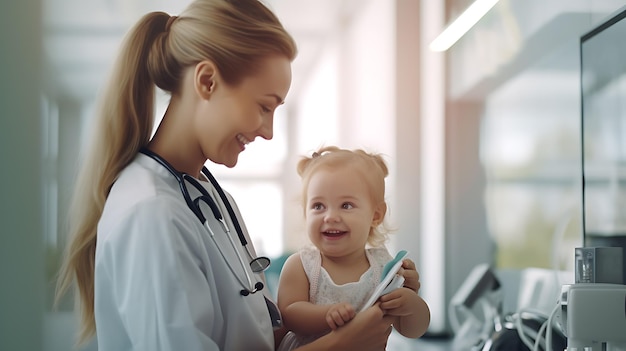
[42, 0, 363, 100]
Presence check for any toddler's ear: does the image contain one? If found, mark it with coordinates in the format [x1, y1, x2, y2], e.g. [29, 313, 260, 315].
[371, 202, 387, 227]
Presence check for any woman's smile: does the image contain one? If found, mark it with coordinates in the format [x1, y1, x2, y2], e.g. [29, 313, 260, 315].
[237, 133, 251, 150]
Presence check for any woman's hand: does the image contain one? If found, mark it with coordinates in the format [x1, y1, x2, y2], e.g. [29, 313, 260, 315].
[330, 304, 394, 350]
[295, 304, 394, 351]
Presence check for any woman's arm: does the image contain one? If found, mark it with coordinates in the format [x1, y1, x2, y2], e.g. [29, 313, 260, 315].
[292, 305, 394, 351]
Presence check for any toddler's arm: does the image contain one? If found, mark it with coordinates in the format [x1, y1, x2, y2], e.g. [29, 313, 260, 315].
[379, 259, 430, 338]
[277, 254, 355, 336]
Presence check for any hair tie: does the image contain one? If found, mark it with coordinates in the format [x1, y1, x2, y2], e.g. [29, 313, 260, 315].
[165, 15, 178, 32]
[312, 152, 320, 158]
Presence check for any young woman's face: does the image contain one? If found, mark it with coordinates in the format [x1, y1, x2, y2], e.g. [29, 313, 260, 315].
[305, 167, 384, 258]
[198, 55, 292, 167]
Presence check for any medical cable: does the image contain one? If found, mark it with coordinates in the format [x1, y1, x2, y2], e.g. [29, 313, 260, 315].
[532, 303, 560, 351]
[532, 318, 549, 351]
[513, 308, 549, 350]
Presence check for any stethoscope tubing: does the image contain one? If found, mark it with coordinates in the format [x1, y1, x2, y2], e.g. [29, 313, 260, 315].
[138, 148, 269, 295]
[201, 212, 261, 296]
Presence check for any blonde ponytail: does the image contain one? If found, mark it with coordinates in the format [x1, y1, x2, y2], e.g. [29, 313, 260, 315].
[55, 12, 169, 344]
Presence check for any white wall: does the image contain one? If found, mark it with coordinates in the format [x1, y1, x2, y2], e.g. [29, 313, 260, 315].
[285, 0, 398, 250]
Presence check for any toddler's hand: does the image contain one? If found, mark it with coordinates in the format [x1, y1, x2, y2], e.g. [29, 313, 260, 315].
[326, 302, 356, 330]
[398, 258, 421, 293]
[379, 287, 421, 317]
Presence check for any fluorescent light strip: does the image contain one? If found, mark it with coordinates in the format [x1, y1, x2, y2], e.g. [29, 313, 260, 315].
[429, 0, 499, 52]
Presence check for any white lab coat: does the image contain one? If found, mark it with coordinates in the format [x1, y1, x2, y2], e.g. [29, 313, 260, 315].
[94, 153, 275, 351]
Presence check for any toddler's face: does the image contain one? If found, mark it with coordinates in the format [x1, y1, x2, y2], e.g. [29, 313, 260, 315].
[304, 167, 382, 258]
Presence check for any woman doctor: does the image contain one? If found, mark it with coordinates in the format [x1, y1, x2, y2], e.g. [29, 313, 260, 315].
[55, 0, 399, 350]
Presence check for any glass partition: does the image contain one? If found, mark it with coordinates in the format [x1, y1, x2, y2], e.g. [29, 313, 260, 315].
[581, 6, 626, 284]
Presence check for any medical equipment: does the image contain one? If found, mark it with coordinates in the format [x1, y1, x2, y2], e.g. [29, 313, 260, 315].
[139, 148, 270, 296]
[575, 246, 623, 284]
[555, 247, 626, 350]
[449, 264, 567, 351]
[558, 283, 626, 350]
[449, 264, 503, 350]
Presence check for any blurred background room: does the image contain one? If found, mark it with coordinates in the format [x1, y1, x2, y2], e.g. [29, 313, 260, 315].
[3, 0, 626, 350]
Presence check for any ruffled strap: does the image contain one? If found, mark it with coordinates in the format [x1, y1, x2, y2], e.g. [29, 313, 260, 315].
[299, 246, 322, 303]
[367, 247, 394, 282]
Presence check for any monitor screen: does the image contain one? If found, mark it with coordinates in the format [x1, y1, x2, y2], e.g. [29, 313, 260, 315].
[580, 6, 626, 283]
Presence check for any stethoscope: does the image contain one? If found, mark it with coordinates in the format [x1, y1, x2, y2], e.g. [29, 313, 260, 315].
[139, 148, 270, 296]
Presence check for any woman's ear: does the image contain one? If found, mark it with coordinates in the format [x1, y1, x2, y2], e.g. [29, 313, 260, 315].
[371, 202, 387, 227]
[194, 60, 218, 100]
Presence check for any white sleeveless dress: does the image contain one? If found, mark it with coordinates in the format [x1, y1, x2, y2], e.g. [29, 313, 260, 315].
[278, 246, 393, 351]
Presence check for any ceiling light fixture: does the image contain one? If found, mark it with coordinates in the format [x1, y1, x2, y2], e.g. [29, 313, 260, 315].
[429, 0, 500, 52]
